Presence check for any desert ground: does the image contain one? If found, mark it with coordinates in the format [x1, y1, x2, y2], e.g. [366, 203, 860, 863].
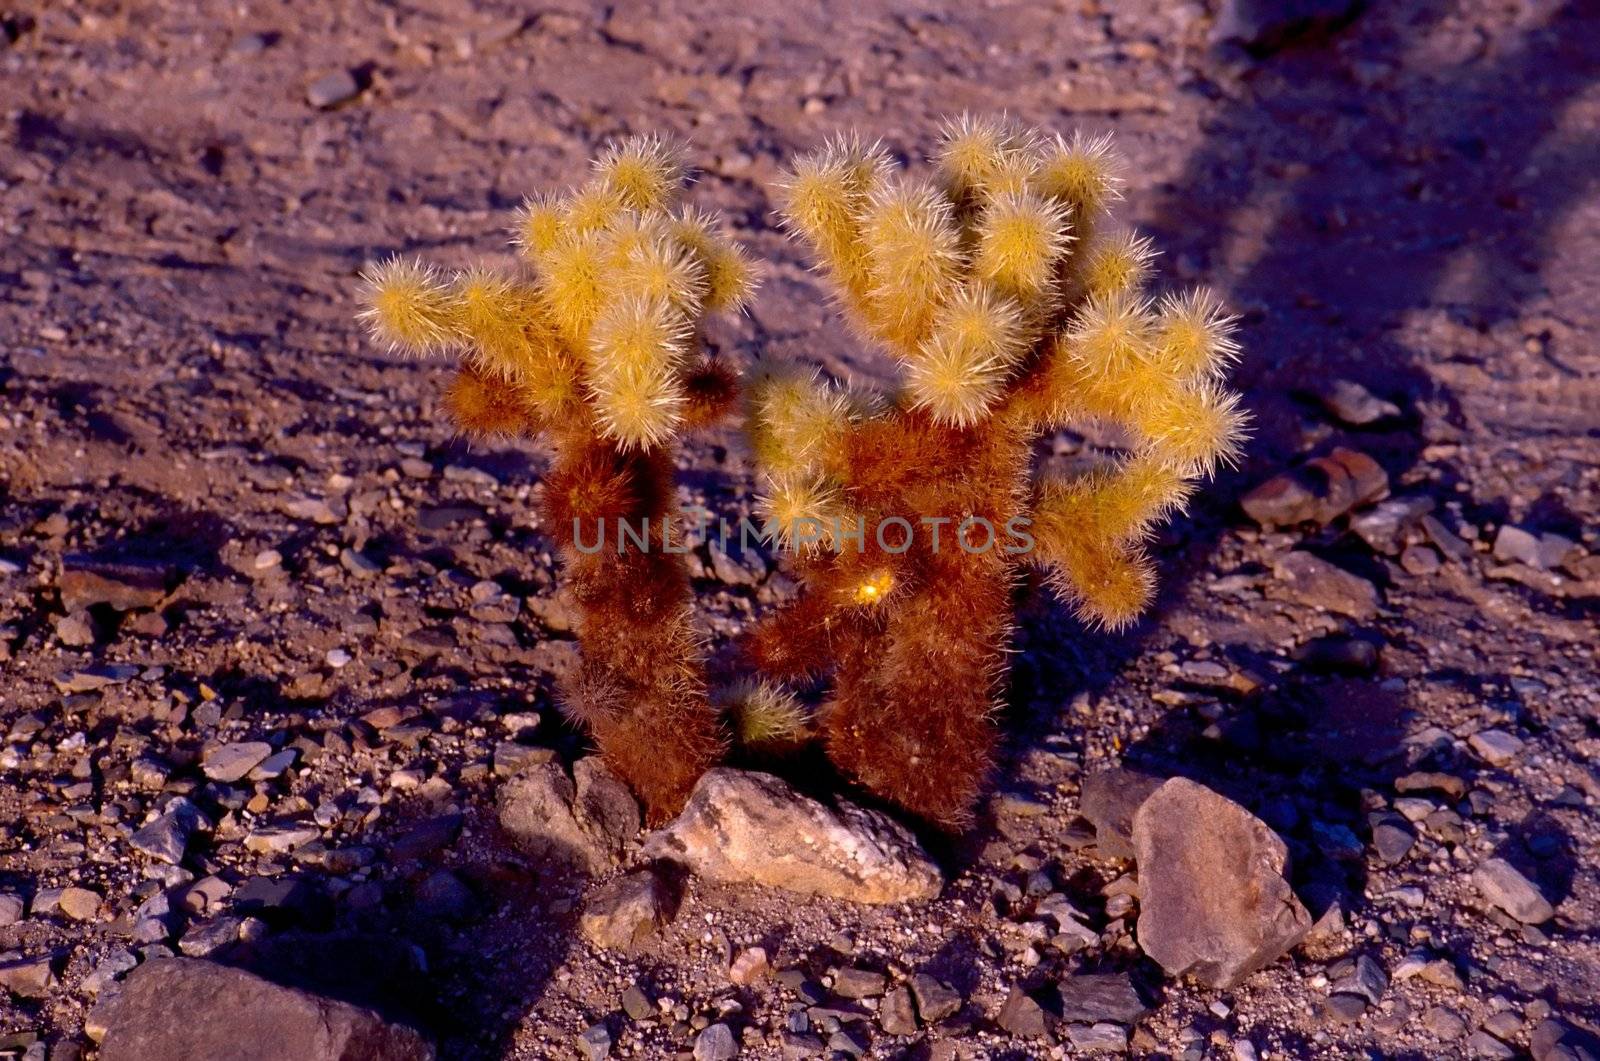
[2, 0, 1598, 1058]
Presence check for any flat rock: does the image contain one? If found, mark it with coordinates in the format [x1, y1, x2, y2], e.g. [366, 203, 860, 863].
[0, 954, 58, 998]
[1269, 551, 1381, 620]
[1079, 767, 1166, 860]
[643, 769, 941, 904]
[244, 823, 322, 855]
[92, 958, 433, 1059]
[694, 1023, 738, 1060]
[58, 886, 101, 921]
[1314, 378, 1401, 426]
[832, 967, 887, 999]
[996, 985, 1051, 1039]
[909, 973, 962, 1023]
[53, 663, 140, 693]
[1350, 497, 1436, 555]
[1469, 729, 1524, 767]
[880, 985, 918, 1035]
[1132, 778, 1313, 988]
[1057, 972, 1152, 1025]
[202, 741, 273, 783]
[1473, 858, 1554, 924]
[576, 1024, 611, 1061]
[59, 556, 172, 612]
[499, 757, 640, 875]
[1241, 447, 1387, 528]
[0, 893, 23, 927]
[130, 813, 190, 864]
[1066, 1021, 1130, 1053]
[579, 867, 676, 951]
[306, 69, 360, 109]
[1492, 525, 1542, 566]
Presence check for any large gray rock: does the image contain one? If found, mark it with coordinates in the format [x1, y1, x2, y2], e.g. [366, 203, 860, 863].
[498, 756, 640, 874]
[1132, 778, 1312, 988]
[644, 769, 941, 904]
[92, 957, 433, 1059]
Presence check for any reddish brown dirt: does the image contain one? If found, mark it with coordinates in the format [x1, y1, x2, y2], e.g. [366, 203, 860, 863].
[2, 1, 1598, 1058]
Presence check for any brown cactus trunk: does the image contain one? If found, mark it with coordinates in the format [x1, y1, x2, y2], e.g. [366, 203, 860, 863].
[541, 423, 724, 823]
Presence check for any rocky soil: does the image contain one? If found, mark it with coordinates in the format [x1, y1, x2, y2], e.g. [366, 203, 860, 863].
[2, 0, 1599, 1058]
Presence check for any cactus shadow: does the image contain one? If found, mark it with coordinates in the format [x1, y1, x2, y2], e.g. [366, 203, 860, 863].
[212, 801, 585, 1060]
[1006, 0, 1598, 888]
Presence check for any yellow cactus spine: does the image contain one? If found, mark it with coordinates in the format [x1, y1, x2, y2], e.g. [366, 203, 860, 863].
[358, 257, 455, 356]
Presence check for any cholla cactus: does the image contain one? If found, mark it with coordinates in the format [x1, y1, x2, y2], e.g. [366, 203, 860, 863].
[747, 117, 1247, 826]
[360, 136, 756, 822]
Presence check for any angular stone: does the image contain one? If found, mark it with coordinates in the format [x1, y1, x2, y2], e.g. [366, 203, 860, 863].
[59, 556, 172, 612]
[0, 893, 23, 927]
[643, 769, 941, 904]
[694, 1023, 738, 1060]
[576, 1024, 611, 1061]
[82, 948, 139, 996]
[1079, 768, 1166, 860]
[58, 886, 101, 921]
[1351, 497, 1436, 555]
[1315, 378, 1401, 426]
[1057, 972, 1152, 1025]
[1469, 729, 1524, 767]
[178, 916, 241, 957]
[92, 958, 433, 1059]
[1067, 1022, 1130, 1052]
[1424, 1006, 1468, 1040]
[780, 1032, 825, 1059]
[1331, 954, 1388, 1005]
[498, 757, 640, 875]
[306, 69, 360, 109]
[202, 741, 273, 783]
[1325, 993, 1368, 1022]
[1371, 822, 1415, 865]
[130, 813, 191, 865]
[53, 663, 139, 693]
[1493, 525, 1543, 566]
[996, 986, 1051, 1039]
[1132, 778, 1313, 988]
[909, 973, 962, 1023]
[1466, 1030, 1517, 1059]
[1473, 858, 1554, 924]
[1270, 551, 1380, 620]
[832, 967, 887, 999]
[578, 867, 675, 951]
[1242, 447, 1387, 528]
[244, 823, 321, 855]
[880, 985, 918, 1036]
[0, 954, 58, 998]
[728, 946, 770, 986]
[620, 985, 654, 1020]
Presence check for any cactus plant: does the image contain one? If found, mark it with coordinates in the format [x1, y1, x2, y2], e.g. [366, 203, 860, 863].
[359, 136, 755, 822]
[746, 118, 1247, 826]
